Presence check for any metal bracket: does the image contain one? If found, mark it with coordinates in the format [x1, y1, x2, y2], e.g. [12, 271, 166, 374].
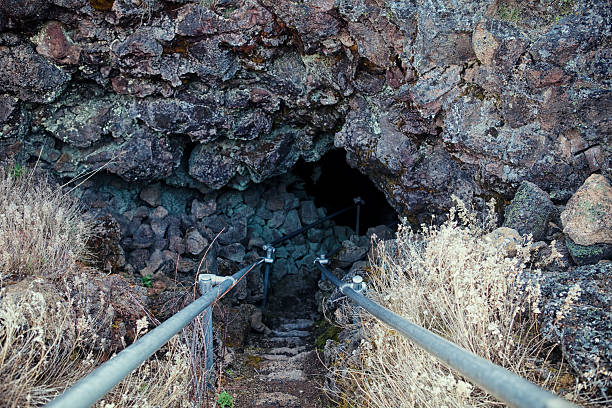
[315, 254, 329, 265]
[198, 274, 235, 295]
[353, 196, 365, 206]
[263, 244, 276, 264]
[352, 275, 366, 294]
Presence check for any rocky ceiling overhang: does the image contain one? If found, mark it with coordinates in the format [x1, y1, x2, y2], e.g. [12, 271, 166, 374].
[0, 0, 610, 219]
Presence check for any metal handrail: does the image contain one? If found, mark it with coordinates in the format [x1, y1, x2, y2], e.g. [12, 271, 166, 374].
[46, 258, 264, 408]
[314, 259, 578, 408]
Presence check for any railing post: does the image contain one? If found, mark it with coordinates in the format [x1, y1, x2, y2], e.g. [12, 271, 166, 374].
[262, 244, 275, 309]
[353, 197, 364, 236]
[351, 275, 365, 325]
[198, 275, 214, 374]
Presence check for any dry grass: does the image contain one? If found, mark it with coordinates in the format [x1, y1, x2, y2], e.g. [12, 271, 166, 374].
[96, 320, 197, 408]
[0, 170, 90, 283]
[343, 197, 562, 407]
[0, 169, 207, 407]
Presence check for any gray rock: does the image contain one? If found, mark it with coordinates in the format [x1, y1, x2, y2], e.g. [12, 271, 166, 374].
[266, 195, 285, 212]
[232, 203, 254, 219]
[336, 240, 368, 268]
[281, 209, 302, 234]
[367, 225, 394, 241]
[243, 187, 262, 209]
[539, 263, 612, 394]
[185, 229, 208, 255]
[306, 228, 324, 243]
[189, 144, 236, 190]
[168, 235, 185, 255]
[128, 249, 150, 271]
[503, 181, 555, 241]
[275, 246, 289, 259]
[201, 214, 226, 234]
[191, 198, 216, 219]
[219, 243, 246, 263]
[140, 183, 162, 207]
[217, 191, 244, 210]
[132, 224, 155, 249]
[140, 249, 165, 276]
[291, 244, 308, 260]
[256, 205, 274, 220]
[565, 238, 612, 266]
[219, 216, 247, 245]
[177, 257, 195, 273]
[152, 238, 168, 251]
[89, 132, 180, 183]
[151, 205, 169, 220]
[268, 211, 286, 229]
[0, 43, 70, 103]
[299, 200, 318, 225]
[561, 174, 612, 246]
[333, 225, 353, 243]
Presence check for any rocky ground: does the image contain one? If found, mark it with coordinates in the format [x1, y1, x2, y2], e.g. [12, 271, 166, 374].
[218, 302, 327, 407]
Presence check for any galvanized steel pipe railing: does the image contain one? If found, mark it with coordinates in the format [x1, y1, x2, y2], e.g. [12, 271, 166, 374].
[46, 258, 265, 408]
[314, 259, 578, 408]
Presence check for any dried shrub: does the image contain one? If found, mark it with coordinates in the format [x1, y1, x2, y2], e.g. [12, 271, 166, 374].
[0, 171, 91, 282]
[344, 197, 566, 407]
[96, 319, 196, 408]
[0, 170, 205, 407]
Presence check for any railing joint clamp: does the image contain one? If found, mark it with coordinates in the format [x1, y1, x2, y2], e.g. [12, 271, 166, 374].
[263, 244, 276, 264]
[198, 274, 234, 294]
[315, 254, 329, 265]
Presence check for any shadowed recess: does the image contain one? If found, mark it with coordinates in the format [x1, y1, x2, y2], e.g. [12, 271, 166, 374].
[294, 148, 398, 232]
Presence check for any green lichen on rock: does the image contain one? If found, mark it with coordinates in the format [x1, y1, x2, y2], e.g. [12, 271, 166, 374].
[315, 321, 342, 351]
[565, 237, 612, 266]
[503, 181, 555, 241]
[498, 4, 521, 23]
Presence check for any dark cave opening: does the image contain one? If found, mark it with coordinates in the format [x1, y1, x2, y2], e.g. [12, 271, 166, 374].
[293, 149, 398, 232]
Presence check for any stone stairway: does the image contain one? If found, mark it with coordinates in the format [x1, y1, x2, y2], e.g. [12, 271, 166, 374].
[221, 315, 328, 408]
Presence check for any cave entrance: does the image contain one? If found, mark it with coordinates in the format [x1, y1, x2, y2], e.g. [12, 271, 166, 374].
[293, 148, 398, 233]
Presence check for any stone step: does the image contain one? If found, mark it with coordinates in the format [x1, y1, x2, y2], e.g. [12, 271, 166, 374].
[277, 319, 315, 331]
[260, 336, 309, 349]
[272, 329, 311, 338]
[257, 351, 310, 372]
[259, 349, 311, 361]
[259, 368, 305, 381]
[253, 392, 300, 408]
[265, 346, 308, 356]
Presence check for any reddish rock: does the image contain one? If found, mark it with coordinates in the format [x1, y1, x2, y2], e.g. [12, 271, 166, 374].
[472, 19, 527, 74]
[561, 174, 612, 246]
[34, 21, 81, 65]
[348, 21, 391, 68]
[175, 4, 221, 36]
[0, 94, 17, 123]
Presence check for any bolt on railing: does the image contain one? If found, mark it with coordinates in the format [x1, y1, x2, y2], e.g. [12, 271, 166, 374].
[45, 258, 264, 408]
[314, 258, 578, 408]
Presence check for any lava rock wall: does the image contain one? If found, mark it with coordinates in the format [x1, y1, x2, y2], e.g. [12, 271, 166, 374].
[83, 172, 353, 303]
[1, 0, 610, 219]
